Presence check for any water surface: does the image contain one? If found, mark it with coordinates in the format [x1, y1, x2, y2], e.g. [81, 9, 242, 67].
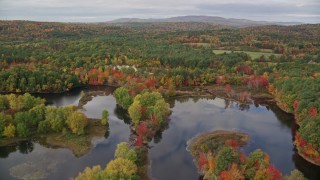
[0, 87, 319, 180]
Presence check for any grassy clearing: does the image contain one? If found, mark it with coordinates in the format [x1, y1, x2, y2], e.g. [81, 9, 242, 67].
[187, 130, 249, 157]
[213, 49, 281, 59]
[45, 133, 91, 157]
[185, 43, 212, 48]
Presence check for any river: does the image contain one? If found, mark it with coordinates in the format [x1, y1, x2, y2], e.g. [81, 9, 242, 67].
[0, 86, 319, 180]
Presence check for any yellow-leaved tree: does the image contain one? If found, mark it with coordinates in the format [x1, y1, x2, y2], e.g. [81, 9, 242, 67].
[67, 111, 88, 135]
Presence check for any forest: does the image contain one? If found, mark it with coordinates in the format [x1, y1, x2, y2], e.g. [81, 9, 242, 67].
[0, 20, 320, 179]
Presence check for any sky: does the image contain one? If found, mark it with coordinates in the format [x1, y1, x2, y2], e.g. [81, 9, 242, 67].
[0, 0, 319, 23]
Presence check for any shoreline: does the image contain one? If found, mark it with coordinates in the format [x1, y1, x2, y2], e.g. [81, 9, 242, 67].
[2, 83, 319, 166]
[0, 119, 107, 157]
[172, 84, 274, 105]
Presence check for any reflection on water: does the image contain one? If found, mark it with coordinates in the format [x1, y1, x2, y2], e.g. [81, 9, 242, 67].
[150, 97, 320, 180]
[0, 140, 35, 159]
[17, 141, 34, 155]
[0, 86, 130, 180]
[114, 104, 131, 125]
[0, 87, 319, 180]
[293, 152, 320, 179]
[37, 87, 83, 106]
[9, 148, 63, 180]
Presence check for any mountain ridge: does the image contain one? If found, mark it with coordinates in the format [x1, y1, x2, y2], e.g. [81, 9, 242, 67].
[109, 15, 304, 27]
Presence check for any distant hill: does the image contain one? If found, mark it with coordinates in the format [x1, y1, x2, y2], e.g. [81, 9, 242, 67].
[109, 15, 303, 27]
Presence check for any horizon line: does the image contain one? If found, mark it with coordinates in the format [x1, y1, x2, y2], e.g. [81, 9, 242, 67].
[0, 15, 315, 24]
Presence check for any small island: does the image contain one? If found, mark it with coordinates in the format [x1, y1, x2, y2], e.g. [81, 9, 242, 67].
[187, 130, 249, 156]
[40, 119, 107, 157]
[0, 93, 108, 157]
[187, 130, 303, 180]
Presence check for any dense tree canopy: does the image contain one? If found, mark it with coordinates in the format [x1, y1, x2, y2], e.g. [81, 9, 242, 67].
[0, 20, 319, 177]
[0, 94, 89, 139]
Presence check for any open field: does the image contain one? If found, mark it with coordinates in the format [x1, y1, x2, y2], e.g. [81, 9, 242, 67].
[213, 49, 281, 59]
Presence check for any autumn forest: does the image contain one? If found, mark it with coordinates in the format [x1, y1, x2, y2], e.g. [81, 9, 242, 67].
[0, 20, 320, 179]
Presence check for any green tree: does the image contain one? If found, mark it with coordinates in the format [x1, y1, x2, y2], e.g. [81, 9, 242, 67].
[0, 113, 12, 136]
[22, 93, 45, 110]
[27, 77, 36, 92]
[128, 101, 142, 126]
[153, 99, 170, 123]
[215, 146, 239, 174]
[29, 104, 46, 127]
[46, 106, 74, 132]
[17, 123, 31, 137]
[114, 87, 133, 109]
[0, 95, 9, 111]
[14, 111, 33, 128]
[6, 75, 17, 91]
[101, 110, 109, 126]
[134, 91, 162, 107]
[46, 107, 64, 132]
[19, 77, 27, 92]
[37, 120, 51, 134]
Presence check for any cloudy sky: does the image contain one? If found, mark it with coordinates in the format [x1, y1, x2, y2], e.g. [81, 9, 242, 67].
[0, 0, 319, 23]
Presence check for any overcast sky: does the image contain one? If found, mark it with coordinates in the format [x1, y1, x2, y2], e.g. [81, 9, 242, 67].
[0, 0, 319, 23]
